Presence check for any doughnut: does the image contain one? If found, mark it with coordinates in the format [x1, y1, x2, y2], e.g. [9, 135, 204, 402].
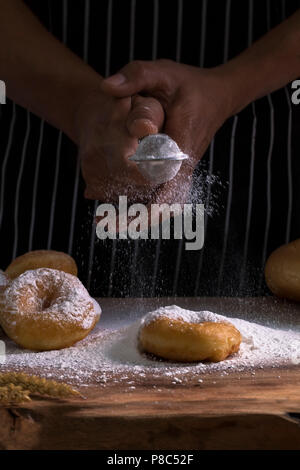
[5, 250, 78, 280]
[0, 268, 101, 351]
[265, 238, 300, 302]
[138, 306, 242, 362]
[0, 270, 9, 294]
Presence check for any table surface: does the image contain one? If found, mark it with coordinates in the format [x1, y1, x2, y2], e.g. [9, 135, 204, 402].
[1, 296, 300, 450]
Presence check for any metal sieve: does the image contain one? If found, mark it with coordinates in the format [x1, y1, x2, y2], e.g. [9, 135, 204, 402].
[129, 133, 188, 184]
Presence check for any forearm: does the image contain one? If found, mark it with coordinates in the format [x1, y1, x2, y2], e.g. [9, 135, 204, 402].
[217, 9, 300, 115]
[0, 0, 103, 143]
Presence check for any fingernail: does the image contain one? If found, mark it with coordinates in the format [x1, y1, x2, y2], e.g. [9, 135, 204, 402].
[104, 73, 126, 86]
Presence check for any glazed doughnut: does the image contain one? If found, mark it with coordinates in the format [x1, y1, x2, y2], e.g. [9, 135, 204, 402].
[0, 268, 101, 351]
[138, 306, 242, 362]
[5, 250, 78, 280]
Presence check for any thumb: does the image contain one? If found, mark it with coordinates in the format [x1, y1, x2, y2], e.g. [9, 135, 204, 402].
[127, 95, 165, 139]
[101, 60, 166, 98]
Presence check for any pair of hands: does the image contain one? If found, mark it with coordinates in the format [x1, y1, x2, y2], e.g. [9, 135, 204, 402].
[77, 60, 233, 205]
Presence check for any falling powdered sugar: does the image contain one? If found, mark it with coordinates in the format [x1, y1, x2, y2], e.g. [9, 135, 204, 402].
[1, 304, 299, 386]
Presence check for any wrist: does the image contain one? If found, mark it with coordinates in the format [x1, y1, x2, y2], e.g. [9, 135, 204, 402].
[212, 16, 300, 116]
[211, 61, 256, 117]
[69, 79, 106, 145]
[193, 66, 238, 123]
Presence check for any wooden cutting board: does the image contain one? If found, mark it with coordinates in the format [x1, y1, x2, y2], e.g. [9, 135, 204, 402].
[0, 297, 300, 450]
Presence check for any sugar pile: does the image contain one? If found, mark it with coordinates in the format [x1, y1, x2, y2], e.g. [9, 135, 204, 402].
[1, 305, 299, 386]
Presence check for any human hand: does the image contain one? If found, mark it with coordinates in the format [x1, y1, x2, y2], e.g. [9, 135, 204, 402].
[101, 60, 233, 163]
[100, 60, 233, 206]
[74, 89, 164, 202]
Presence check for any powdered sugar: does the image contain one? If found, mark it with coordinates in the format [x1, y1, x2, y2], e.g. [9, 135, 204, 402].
[140, 305, 229, 326]
[0, 270, 9, 290]
[0, 304, 299, 386]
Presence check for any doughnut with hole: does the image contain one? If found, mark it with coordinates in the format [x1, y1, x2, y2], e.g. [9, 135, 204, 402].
[0, 268, 101, 350]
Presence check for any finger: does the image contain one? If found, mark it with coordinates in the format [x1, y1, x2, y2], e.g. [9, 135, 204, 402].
[127, 95, 165, 139]
[101, 60, 168, 98]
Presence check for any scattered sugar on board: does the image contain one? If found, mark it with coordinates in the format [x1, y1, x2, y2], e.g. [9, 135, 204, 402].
[0, 305, 299, 387]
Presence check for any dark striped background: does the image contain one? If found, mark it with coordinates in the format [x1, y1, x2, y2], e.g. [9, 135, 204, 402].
[0, 0, 300, 298]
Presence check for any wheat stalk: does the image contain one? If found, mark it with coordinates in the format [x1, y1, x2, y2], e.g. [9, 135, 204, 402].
[0, 372, 82, 401]
[0, 384, 31, 404]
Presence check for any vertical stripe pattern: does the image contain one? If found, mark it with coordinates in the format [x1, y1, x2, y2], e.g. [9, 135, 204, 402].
[217, 0, 237, 294]
[239, 0, 256, 290]
[171, 0, 184, 296]
[0, 0, 298, 299]
[12, 111, 31, 259]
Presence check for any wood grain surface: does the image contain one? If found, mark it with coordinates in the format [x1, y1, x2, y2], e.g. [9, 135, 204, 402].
[0, 297, 300, 450]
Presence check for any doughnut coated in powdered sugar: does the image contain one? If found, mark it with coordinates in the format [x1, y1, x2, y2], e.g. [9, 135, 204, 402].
[1, 268, 101, 330]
